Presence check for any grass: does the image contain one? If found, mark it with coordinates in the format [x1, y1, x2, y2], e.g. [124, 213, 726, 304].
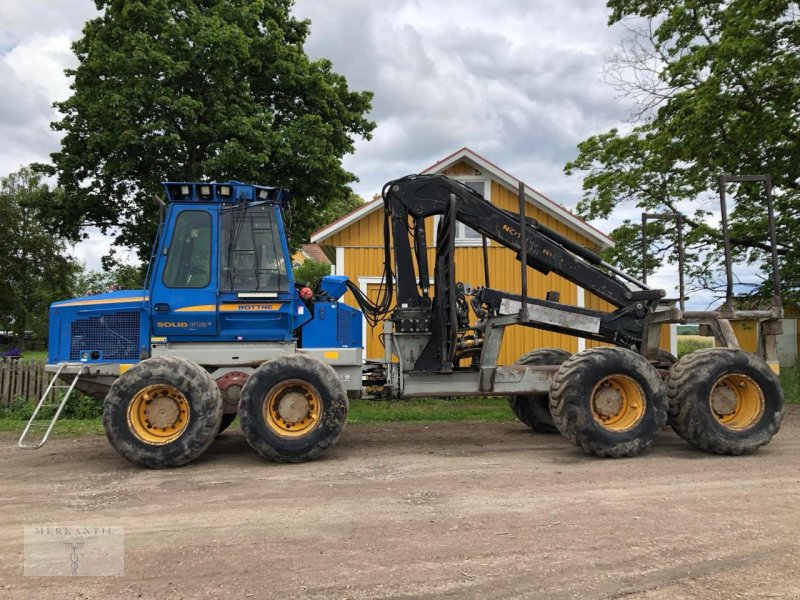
[0, 417, 105, 436]
[780, 367, 800, 404]
[0, 397, 515, 436]
[677, 335, 714, 357]
[348, 397, 513, 424]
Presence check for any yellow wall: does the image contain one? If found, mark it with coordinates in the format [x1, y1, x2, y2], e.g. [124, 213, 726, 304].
[323, 160, 672, 362]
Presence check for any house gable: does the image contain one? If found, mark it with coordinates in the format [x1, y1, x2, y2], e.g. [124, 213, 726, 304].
[311, 147, 612, 251]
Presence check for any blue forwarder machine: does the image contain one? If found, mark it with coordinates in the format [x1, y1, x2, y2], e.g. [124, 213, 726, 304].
[21, 176, 785, 467]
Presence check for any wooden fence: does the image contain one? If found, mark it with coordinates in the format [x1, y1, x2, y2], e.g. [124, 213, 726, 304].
[0, 358, 54, 406]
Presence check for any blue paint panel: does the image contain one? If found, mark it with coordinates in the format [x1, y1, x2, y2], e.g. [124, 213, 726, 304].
[320, 275, 349, 300]
[301, 301, 362, 349]
[48, 290, 149, 364]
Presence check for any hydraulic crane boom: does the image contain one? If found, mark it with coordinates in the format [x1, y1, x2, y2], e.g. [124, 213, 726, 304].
[379, 174, 666, 372]
[386, 174, 662, 309]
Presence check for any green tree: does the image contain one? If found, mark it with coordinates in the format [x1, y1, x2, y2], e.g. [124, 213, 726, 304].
[318, 191, 364, 227]
[43, 0, 374, 264]
[293, 259, 332, 291]
[73, 264, 145, 297]
[566, 1, 799, 301]
[0, 167, 78, 350]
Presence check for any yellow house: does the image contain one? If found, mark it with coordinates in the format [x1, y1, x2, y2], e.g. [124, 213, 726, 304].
[311, 147, 675, 363]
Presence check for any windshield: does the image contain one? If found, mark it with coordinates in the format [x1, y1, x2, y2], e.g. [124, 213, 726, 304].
[163, 210, 212, 288]
[220, 204, 289, 293]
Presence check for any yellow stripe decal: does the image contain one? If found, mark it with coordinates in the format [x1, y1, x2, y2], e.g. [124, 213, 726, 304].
[220, 303, 283, 312]
[119, 364, 133, 373]
[175, 305, 217, 312]
[56, 296, 147, 307]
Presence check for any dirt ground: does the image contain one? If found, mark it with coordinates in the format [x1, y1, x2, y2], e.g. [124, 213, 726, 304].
[1, 407, 799, 600]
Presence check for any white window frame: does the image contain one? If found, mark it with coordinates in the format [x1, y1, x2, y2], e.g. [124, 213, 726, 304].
[432, 176, 492, 247]
[358, 276, 385, 363]
[453, 177, 491, 246]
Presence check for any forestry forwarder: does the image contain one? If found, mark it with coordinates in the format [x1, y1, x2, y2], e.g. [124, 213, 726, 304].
[20, 175, 784, 466]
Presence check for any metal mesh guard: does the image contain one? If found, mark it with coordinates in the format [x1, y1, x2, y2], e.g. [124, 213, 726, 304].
[337, 308, 352, 347]
[69, 311, 141, 361]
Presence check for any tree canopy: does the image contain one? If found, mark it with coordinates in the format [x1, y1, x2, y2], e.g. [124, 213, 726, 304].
[0, 168, 77, 350]
[44, 0, 375, 263]
[566, 1, 799, 302]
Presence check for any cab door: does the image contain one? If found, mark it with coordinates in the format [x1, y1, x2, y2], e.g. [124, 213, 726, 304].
[150, 206, 218, 339]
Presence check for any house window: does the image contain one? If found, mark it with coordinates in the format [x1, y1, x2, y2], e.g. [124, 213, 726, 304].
[455, 180, 489, 245]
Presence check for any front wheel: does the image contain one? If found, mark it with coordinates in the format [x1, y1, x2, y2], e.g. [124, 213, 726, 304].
[667, 348, 783, 455]
[239, 354, 349, 463]
[103, 356, 223, 468]
[549, 347, 668, 458]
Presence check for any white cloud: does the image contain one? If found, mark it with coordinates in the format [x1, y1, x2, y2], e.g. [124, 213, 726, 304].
[0, 0, 642, 276]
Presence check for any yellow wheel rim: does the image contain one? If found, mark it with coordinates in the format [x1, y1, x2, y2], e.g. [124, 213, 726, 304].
[709, 373, 764, 431]
[127, 384, 190, 445]
[264, 379, 322, 437]
[591, 374, 646, 432]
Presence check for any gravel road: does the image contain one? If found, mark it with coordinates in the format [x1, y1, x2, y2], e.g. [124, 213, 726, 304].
[1, 406, 798, 599]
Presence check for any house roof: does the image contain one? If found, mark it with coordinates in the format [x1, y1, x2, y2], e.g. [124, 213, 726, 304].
[298, 243, 331, 264]
[311, 147, 613, 249]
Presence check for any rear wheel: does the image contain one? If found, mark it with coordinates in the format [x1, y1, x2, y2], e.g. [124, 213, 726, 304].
[103, 357, 223, 468]
[667, 348, 783, 455]
[508, 348, 570, 433]
[239, 354, 349, 463]
[550, 347, 668, 458]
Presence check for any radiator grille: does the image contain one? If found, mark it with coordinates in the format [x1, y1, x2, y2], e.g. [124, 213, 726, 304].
[69, 311, 141, 361]
[337, 308, 352, 346]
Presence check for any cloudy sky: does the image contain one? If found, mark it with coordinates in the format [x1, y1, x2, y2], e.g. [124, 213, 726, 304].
[0, 0, 706, 300]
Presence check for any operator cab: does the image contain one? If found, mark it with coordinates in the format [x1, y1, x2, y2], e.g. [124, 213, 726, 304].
[150, 181, 308, 343]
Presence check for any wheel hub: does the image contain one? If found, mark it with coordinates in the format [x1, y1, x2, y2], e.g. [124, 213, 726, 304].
[590, 374, 646, 432]
[264, 379, 322, 437]
[144, 395, 181, 429]
[276, 392, 312, 423]
[710, 384, 738, 416]
[594, 385, 623, 418]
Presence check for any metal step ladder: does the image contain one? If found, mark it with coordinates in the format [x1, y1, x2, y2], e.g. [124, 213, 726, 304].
[18, 364, 83, 449]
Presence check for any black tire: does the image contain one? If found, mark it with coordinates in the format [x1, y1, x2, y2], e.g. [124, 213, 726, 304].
[508, 348, 571, 433]
[649, 349, 678, 368]
[217, 413, 237, 435]
[666, 348, 783, 455]
[550, 347, 668, 458]
[239, 354, 349, 463]
[103, 356, 223, 468]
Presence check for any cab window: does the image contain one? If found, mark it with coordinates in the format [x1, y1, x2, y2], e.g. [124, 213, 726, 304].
[220, 204, 289, 292]
[163, 211, 212, 288]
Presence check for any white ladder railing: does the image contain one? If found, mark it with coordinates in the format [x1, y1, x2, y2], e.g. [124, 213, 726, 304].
[18, 364, 83, 449]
